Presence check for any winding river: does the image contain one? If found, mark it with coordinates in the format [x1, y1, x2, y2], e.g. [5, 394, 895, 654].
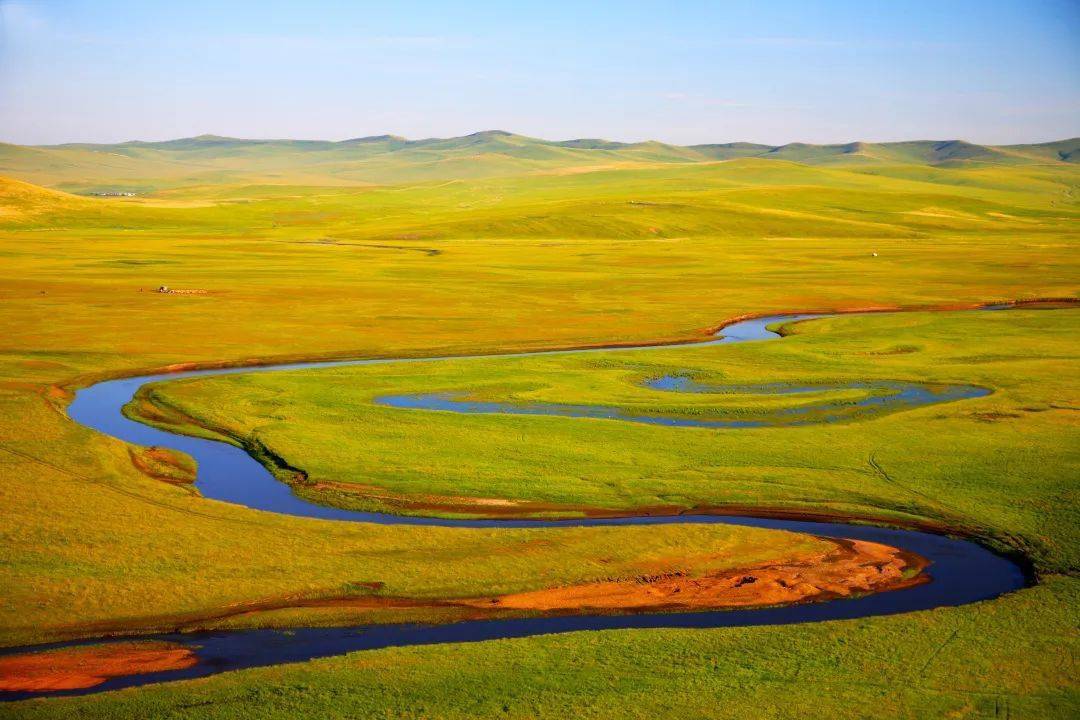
[0, 309, 1028, 700]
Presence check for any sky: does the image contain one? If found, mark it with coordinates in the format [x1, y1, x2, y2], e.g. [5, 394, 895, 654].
[0, 0, 1077, 146]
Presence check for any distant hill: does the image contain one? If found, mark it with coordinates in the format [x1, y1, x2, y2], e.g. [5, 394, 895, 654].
[0, 132, 1075, 193]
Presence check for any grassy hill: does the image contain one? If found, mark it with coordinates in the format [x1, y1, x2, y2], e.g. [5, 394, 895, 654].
[0, 176, 87, 216]
[0, 175, 128, 224]
[1, 132, 1075, 193]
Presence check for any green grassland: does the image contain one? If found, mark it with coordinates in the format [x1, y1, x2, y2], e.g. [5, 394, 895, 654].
[0, 138, 1077, 717]
[133, 308, 1080, 575]
[2, 158, 1077, 379]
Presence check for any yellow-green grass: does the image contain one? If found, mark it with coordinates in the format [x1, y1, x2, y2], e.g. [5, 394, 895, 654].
[1, 161, 1077, 381]
[0, 157, 1077, 715]
[1, 400, 828, 643]
[134, 309, 1080, 576]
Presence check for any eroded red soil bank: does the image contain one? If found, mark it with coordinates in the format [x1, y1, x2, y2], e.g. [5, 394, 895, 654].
[0, 642, 197, 692]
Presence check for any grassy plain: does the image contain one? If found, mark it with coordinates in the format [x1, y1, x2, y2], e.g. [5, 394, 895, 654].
[0, 145, 1077, 716]
[134, 308, 1080, 575]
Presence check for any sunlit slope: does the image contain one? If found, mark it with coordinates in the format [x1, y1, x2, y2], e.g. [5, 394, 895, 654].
[2, 158, 1075, 247]
[0, 175, 128, 224]
[0, 174, 225, 230]
[1, 132, 1076, 192]
[0, 176, 85, 216]
[48, 158, 1070, 241]
[370, 160, 1078, 242]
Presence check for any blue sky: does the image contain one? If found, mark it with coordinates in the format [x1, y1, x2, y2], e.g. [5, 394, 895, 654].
[1, 0, 1076, 145]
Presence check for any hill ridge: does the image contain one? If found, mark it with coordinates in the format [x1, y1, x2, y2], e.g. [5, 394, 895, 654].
[29, 131, 1079, 156]
[1, 132, 1075, 192]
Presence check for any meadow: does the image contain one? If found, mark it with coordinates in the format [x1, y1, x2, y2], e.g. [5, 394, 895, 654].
[0, 135, 1077, 717]
[132, 308, 1080, 575]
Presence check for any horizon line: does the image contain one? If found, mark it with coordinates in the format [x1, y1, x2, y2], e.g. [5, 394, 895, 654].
[9, 129, 1079, 150]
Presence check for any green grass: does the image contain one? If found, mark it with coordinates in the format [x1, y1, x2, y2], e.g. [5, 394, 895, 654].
[0, 151, 1077, 716]
[134, 309, 1080, 575]
[0, 393, 829, 642]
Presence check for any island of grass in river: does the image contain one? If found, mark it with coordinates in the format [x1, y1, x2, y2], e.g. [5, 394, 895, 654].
[131, 309, 1080, 576]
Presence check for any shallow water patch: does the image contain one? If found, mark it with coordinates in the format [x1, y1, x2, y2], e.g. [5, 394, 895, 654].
[375, 377, 990, 429]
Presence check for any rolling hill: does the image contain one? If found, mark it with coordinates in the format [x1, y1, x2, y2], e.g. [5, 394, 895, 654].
[0, 132, 1075, 194]
[0, 175, 103, 222]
